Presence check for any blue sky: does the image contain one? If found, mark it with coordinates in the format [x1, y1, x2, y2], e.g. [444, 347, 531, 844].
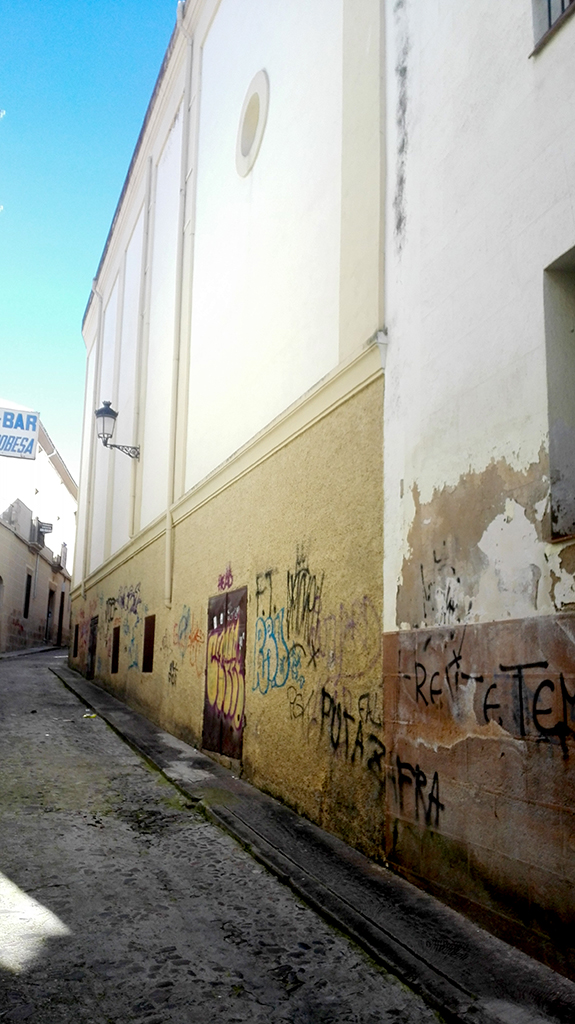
[0, 1, 178, 480]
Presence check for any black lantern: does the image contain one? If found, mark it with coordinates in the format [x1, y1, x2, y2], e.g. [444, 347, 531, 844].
[94, 401, 140, 459]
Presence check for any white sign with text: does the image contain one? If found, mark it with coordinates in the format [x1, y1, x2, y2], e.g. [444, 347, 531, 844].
[0, 408, 40, 459]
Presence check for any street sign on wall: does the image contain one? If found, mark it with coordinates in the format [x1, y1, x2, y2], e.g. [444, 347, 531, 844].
[0, 408, 40, 459]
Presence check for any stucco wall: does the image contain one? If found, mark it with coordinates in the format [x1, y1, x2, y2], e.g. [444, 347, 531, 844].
[186, 0, 343, 490]
[71, 377, 384, 852]
[383, 0, 575, 633]
[379, 1, 575, 977]
[0, 523, 71, 652]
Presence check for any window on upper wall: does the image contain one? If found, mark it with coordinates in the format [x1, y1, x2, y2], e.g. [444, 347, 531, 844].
[23, 573, 32, 619]
[544, 245, 575, 540]
[532, 0, 575, 51]
[142, 615, 156, 673]
[111, 625, 120, 674]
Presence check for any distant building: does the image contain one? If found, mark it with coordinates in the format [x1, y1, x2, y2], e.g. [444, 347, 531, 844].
[71, 1, 575, 978]
[0, 401, 77, 652]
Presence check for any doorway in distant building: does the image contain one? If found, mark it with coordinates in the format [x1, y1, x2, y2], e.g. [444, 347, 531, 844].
[45, 588, 55, 643]
[87, 616, 98, 680]
[56, 590, 65, 647]
[202, 588, 247, 760]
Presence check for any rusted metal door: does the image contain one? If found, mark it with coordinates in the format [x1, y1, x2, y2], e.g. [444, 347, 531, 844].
[202, 588, 247, 760]
[87, 615, 98, 680]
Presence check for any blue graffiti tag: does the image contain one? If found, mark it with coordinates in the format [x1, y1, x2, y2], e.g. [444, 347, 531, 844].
[254, 609, 305, 694]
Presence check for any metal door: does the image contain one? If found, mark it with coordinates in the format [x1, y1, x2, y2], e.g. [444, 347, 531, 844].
[202, 587, 247, 759]
[87, 615, 98, 680]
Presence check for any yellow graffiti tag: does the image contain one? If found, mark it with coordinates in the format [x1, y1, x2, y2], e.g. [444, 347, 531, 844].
[206, 618, 244, 728]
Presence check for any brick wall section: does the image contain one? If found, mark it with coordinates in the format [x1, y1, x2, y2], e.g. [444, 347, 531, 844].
[383, 615, 575, 978]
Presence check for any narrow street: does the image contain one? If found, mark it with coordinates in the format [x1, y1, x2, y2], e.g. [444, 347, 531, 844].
[0, 652, 440, 1024]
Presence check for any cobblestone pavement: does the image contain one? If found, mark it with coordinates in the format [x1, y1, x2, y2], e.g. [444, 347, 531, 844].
[0, 653, 442, 1024]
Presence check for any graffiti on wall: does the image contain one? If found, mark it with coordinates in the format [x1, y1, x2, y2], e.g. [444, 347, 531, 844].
[170, 605, 205, 675]
[285, 545, 323, 665]
[320, 686, 386, 778]
[206, 618, 244, 729]
[393, 756, 444, 827]
[419, 543, 473, 627]
[75, 598, 99, 658]
[203, 589, 247, 759]
[255, 569, 276, 619]
[399, 626, 575, 757]
[217, 564, 234, 592]
[10, 613, 24, 635]
[117, 584, 142, 618]
[253, 609, 306, 694]
[74, 584, 143, 673]
[254, 547, 382, 697]
[319, 596, 382, 685]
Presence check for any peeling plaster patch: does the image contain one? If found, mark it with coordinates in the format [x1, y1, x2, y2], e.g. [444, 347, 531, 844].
[534, 496, 548, 523]
[397, 451, 552, 628]
[546, 541, 575, 610]
[411, 715, 515, 754]
[473, 503, 547, 620]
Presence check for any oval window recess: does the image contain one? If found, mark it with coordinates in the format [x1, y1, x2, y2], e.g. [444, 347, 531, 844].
[236, 69, 269, 177]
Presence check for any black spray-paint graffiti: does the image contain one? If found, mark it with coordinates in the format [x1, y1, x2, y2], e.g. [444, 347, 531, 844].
[491, 661, 575, 755]
[255, 569, 276, 619]
[406, 630, 483, 707]
[286, 546, 323, 666]
[402, 632, 575, 756]
[105, 597, 117, 624]
[168, 660, 178, 687]
[287, 683, 386, 780]
[320, 686, 386, 777]
[394, 756, 444, 827]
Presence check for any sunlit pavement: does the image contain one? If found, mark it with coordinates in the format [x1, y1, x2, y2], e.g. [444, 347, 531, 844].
[0, 651, 441, 1024]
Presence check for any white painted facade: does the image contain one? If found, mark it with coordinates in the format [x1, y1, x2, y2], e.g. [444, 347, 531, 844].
[75, 0, 383, 589]
[383, 0, 575, 630]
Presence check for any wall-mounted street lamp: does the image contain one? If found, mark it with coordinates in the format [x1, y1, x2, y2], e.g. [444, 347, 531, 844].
[94, 401, 140, 460]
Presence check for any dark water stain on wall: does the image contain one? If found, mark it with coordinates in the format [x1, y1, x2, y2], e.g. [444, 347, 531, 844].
[393, 0, 409, 250]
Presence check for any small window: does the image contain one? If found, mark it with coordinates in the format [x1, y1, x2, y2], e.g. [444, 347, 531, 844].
[142, 614, 155, 673]
[235, 70, 269, 177]
[111, 625, 120, 674]
[544, 246, 575, 539]
[23, 573, 32, 619]
[73, 623, 79, 658]
[532, 0, 575, 49]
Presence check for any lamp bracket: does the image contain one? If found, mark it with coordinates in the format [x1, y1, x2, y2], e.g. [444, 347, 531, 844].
[104, 440, 140, 460]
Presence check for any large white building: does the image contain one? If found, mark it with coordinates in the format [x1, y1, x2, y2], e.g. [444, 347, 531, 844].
[71, 0, 575, 978]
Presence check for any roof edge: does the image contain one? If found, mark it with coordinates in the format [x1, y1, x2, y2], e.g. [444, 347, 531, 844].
[82, 11, 181, 330]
